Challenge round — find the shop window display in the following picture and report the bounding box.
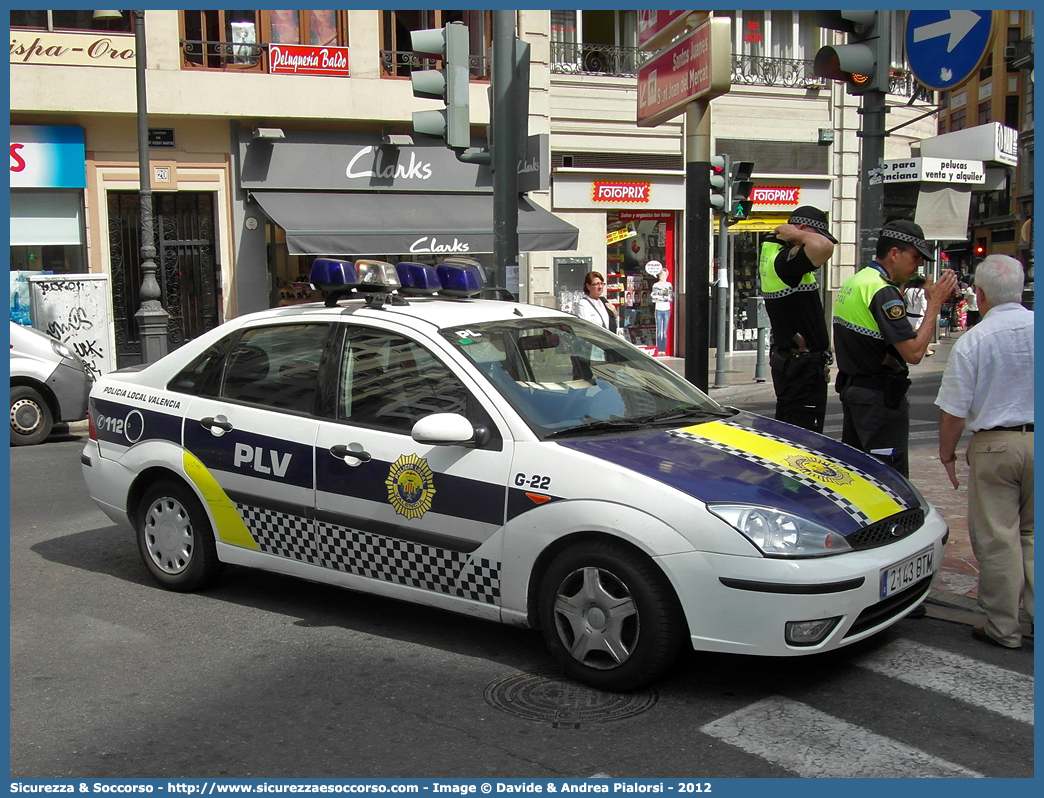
[608,211,674,355]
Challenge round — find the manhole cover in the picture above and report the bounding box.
[484,672,658,726]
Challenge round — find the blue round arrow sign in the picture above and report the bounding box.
[906,11,996,91]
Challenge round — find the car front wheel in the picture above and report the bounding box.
[10,385,53,446]
[136,480,222,591]
[538,540,685,691]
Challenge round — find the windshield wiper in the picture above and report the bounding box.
[633,405,734,424]
[544,418,644,439]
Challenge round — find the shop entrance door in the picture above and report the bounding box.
[107,191,221,367]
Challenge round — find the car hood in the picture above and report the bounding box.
[554,411,921,536]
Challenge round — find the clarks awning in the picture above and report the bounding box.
[250,191,579,256]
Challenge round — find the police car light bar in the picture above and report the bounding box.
[309,257,487,306]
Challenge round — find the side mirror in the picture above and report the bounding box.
[411,413,484,447]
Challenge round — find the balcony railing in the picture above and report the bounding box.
[889,70,935,103]
[181,39,266,70]
[550,42,647,77]
[380,50,490,79]
[731,54,822,89]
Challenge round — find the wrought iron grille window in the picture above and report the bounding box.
[180,10,348,72]
[731,54,821,90]
[380,9,490,79]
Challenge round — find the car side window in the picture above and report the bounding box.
[339,328,469,434]
[206,323,330,414]
[168,335,234,395]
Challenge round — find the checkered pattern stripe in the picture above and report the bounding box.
[740,423,907,507]
[458,558,501,603]
[833,316,883,339]
[881,228,929,250]
[762,282,819,300]
[237,503,320,564]
[788,216,828,233]
[314,520,502,605]
[669,428,871,526]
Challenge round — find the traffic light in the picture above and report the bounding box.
[411,22,471,149]
[729,161,755,221]
[813,11,890,95]
[709,154,731,214]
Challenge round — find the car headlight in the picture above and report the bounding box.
[50,338,76,361]
[708,504,852,558]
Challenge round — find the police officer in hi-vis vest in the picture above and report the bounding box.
[833,219,957,476]
[759,206,837,433]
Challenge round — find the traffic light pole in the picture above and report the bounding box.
[492,10,520,296]
[684,101,711,391]
[858,88,887,269]
[712,211,729,387]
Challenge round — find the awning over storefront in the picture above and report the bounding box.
[250,191,579,256]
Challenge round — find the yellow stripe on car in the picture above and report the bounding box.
[183,451,260,549]
[681,422,903,522]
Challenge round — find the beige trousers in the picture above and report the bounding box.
[967,429,1034,647]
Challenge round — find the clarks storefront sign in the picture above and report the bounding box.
[10,30,135,67]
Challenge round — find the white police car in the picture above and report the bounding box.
[82,258,946,690]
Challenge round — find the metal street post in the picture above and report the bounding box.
[858,88,887,268]
[684,103,712,391]
[132,10,168,363]
[712,211,729,387]
[491,10,520,296]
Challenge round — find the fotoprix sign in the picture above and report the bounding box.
[10,125,86,188]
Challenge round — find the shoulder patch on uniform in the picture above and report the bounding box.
[786,245,802,261]
[883,299,906,320]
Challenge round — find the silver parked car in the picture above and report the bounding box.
[9,321,92,445]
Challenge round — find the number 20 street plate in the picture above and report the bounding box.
[880,546,934,600]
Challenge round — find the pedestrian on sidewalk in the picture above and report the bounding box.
[904,275,935,356]
[572,271,618,332]
[758,205,836,433]
[935,254,1033,650]
[832,219,957,476]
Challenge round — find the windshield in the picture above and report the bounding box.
[442,318,732,438]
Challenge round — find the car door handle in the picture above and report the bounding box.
[199,416,233,433]
[330,444,371,463]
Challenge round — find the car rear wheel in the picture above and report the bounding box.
[10,385,53,446]
[538,540,685,691]
[136,480,222,592]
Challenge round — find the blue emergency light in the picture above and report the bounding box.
[395,262,441,296]
[309,258,357,292]
[437,260,485,297]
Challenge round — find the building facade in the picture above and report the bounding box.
[11,9,942,368]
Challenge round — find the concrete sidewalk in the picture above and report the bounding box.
[668,333,995,629]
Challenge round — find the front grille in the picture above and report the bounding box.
[848,508,925,550]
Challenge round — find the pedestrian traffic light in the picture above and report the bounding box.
[411,22,471,149]
[813,11,891,95]
[709,154,730,214]
[730,161,755,221]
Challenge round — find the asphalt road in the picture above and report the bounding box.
[8,433,1033,780]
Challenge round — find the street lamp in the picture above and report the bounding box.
[131,9,168,364]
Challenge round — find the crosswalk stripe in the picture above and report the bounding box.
[700,695,984,778]
[854,638,1034,725]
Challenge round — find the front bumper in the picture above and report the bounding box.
[658,505,948,656]
[47,359,91,422]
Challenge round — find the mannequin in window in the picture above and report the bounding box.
[650,265,673,355]
[572,271,618,332]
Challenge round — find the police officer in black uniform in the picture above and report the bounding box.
[758,206,836,433]
[832,220,957,476]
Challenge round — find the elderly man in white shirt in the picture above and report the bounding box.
[935,254,1034,650]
